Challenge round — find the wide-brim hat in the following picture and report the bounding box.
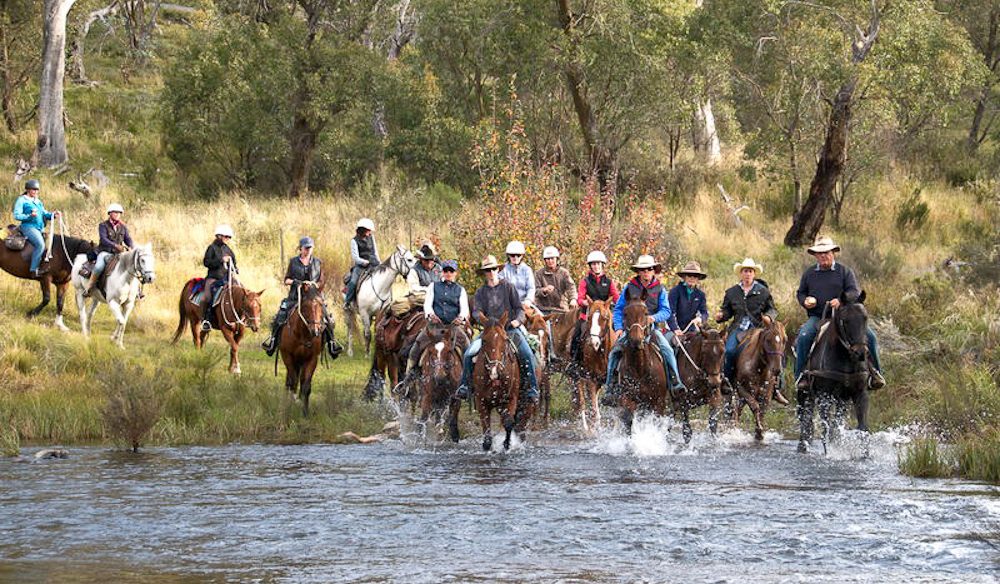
[733,257,764,275]
[478,255,501,272]
[808,235,841,255]
[631,255,661,271]
[416,242,437,260]
[676,260,707,279]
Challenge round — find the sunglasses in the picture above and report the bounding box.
[637,267,654,272]
[443,268,457,273]
[508,254,523,258]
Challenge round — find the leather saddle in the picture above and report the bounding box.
[4,224,26,251]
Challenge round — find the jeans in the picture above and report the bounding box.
[795,316,882,376]
[459,328,538,396]
[344,266,364,304]
[605,328,682,389]
[94,251,113,276]
[22,226,45,272]
[724,329,741,381]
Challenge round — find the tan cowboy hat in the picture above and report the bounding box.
[478,255,501,272]
[631,255,661,271]
[676,260,707,279]
[807,235,841,255]
[733,257,764,275]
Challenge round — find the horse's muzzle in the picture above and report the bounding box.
[141,272,155,284]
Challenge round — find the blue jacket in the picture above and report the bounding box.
[667,282,709,332]
[613,277,671,331]
[500,262,536,305]
[12,195,52,231]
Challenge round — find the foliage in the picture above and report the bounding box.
[899,437,955,478]
[100,362,166,452]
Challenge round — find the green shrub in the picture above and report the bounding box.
[895,187,930,233]
[899,437,954,478]
[100,363,167,452]
[956,430,1000,484]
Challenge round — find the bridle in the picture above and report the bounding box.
[369,248,412,306]
[296,284,325,337]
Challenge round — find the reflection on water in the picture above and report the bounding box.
[2,420,999,583]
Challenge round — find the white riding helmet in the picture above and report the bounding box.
[542,246,560,259]
[106,203,124,214]
[214,224,234,238]
[356,217,376,231]
[586,250,608,264]
[505,240,526,255]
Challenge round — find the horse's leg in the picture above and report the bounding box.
[855,388,870,433]
[106,300,127,348]
[797,388,815,453]
[621,406,634,436]
[232,327,243,375]
[591,380,602,430]
[54,281,69,331]
[75,289,89,337]
[363,314,373,358]
[86,298,100,338]
[447,396,462,443]
[575,379,588,433]
[818,394,833,453]
[118,297,138,348]
[300,357,318,417]
[542,372,551,426]
[478,396,492,451]
[503,391,519,451]
[221,328,238,374]
[741,389,764,441]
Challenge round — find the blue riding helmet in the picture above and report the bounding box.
[299,236,314,248]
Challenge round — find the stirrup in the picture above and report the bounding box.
[772,389,790,406]
[795,373,810,390]
[200,320,212,332]
[868,369,886,390]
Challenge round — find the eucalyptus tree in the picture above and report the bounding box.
[0,0,39,133]
[940,0,1000,150]
[37,0,77,167]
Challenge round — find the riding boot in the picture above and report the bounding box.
[325,327,343,358]
[773,387,790,405]
[200,302,213,332]
[81,272,99,298]
[868,366,886,390]
[264,326,281,357]
[795,372,811,391]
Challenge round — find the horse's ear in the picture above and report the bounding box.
[143,242,152,251]
[544,313,557,322]
[257,289,266,296]
[640,287,648,301]
[857,290,866,304]
[478,313,489,327]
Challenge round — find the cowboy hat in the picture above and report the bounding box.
[733,257,764,275]
[807,235,841,255]
[676,260,707,279]
[416,242,437,260]
[478,255,501,272]
[631,255,661,271]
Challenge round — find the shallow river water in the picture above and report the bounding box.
[2,420,998,583]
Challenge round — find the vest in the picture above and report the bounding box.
[354,234,377,264]
[103,221,127,247]
[413,262,441,287]
[624,279,662,316]
[432,281,462,324]
[585,273,613,301]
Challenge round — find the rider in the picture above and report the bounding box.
[406,241,442,297]
[454,255,540,405]
[667,261,709,340]
[794,235,885,390]
[499,240,535,307]
[601,255,685,407]
[12,179,61,278]
[571,250,620,362]
[201,224,238,332]
[83,203,134,298]
[344,218,380,309]
[534,246,577,315]
[714,258,789,405]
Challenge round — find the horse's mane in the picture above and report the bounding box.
[53,235,95,259]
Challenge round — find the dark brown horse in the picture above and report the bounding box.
[575,299,614,433]
[366,307,425,405]
[172,278,264,374]
[732,319,787,440]
[278,283,325,416]
[672,328,726,443]
[472,313,522,451]
[417,322,464,442]
[618,291,668,434]
[0,233,94,329]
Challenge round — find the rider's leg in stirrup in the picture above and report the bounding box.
[794,317,820,390]
[655,329,685,391]
[455,337,481,400]
[511,328,539,403]
[866,327,885,389]
[263,300,288,355]
[83,252,108,297]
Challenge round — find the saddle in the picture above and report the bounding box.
[376,307,423,347]
[4,225,26,251]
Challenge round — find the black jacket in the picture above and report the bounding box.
[284,256,322,301]
[204,240,238,280]
[718,280,778,333]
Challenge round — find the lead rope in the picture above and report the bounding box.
[221,261,246,328]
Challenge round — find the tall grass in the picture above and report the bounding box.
[899,437,955,478]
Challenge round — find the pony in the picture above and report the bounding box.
[732,319,788,441]
[471,312,523,451]
[797,294,871,454]
[0,232,94,330]
[574,300,613,433]
[172,278,264,374]
[70,244,156,348]
[278,283,326,416]
[344,245,416,358]
[671,328,726,443]
[417,322,464,443]
[617,291,668,434]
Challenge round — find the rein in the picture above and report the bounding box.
[295,284,324,332]
[220,263,258,329]
[367,248,410,308]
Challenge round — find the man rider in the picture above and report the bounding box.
[83,203,134,298]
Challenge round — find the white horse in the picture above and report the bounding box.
[345,245,415,357]
[71,244,156,348]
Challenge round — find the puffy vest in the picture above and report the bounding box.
[354,234,377,264]
[624,279,662,316]
[432,281,462,324]
[584,273,613,302]
[413,262,441,287]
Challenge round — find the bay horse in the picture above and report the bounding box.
[0,232,94,330]
[618,291,668,435]
[345,245,416,358]
[575,299,613,433]
[172,277,264,374]
[671,328,726,443]
[278,283,326,416]
[797,294,871,454]
[365,306,425,405]
[71,244,156,348]
[472,312,522,451]
[417,322,464,443]
[732,319,788,441]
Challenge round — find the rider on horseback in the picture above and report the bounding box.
[715,258,789,405]
[499,240,535,307]
[667,261,709,340]
[344,218,380,309]
[12,179,61,278]
[407,242,442,294]
[455,255,540,405]
[793,236,885,391]
[534,246,577,315]
[601,255,685,406]
[571,251,620,363]
[82,203,133,298]
[201,224,238,332]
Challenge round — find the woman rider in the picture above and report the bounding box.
[667,261,709,341]
[499,240,535,307]
[344,217,380,309]
[12,179,61,277]
[570,250,620,363]
[82,203,134,297]
[201,224,238,331]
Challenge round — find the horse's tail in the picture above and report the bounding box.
[363,359,385,402]
[172,280,193,344]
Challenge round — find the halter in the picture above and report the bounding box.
[833,306,868,356]
[130,247,155,284]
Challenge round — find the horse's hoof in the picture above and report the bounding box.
[797,441,808,453]
[482,437,492,451]
[503,439,511,451]
[449,426,460,443]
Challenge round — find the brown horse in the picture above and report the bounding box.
[544,307,580,362]
[0,233,94,329]
[523,304,555,425]
[472,313,522,451]
[575,299,613,432]
[172,278,264,374]
[618,291,668,434]
[417,322,464,443]
[672,328,726,443]
[732,319,788,440]
[366,308,425,405]
[278,283,325,416]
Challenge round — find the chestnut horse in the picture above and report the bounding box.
[0,233,93,330]
[732,319,787,440]
[278,283,325,416]
[618,291,668,434]
[172,279,264,374]
[417,322,464,443]
[575,300,613,433]
[523,304,555,425]
[472,313,523,451]
[366,307,425,405]
[672,328,726,443]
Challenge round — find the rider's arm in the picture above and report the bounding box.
[350,239,367,267]
[651,289,672,324]
[666,286,681,332]
[697,290,709,323]
[717,291,733,323]
[472,287,487,325]
[39,201,52,221]
[459,288,470,321]
[576,278,588,307]
[609,279,621,304]
[562,270,577,305]
[508,283,525,326]
[612,292,627,331]
[523,267,535,305]
[12,196,30,221]
[762,291,779,323]
[796,269,810,307]
[203,244,221,270]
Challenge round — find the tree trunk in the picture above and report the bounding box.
[287,113,320,198]
[693,99,721,165]
[372,0,415,140]
[967,7,999,150]
[68,2,119,84]
[1,27,17,133]
[36,0,76,167]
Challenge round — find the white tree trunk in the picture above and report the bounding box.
[36,0,76,167]
[694,98,721,165]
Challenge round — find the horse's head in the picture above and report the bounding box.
[479,312,510,384]
[393,245,416,277]
[761,319,787,377]
[698,328,725,389]
[425,324,458,386]
[523,307,549,363]
[587,300,612,353]
[624,292,650,349]
[241,288,265,333]
[133,243,156,284]
[835,293,869,364]
[297,284,325,338]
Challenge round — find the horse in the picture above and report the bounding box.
[345,245,416,358]
[417,322,464,443]
[544,306,580,363]
[70,244,156,348]
[365,306,426,405]
[617,291,668,434]
[523,304,555,425]
[797,294,871,454]
[731,319,788,441]
[671,328,726,443]
[574,300,613,433]
[0,232,94,330]
[172,277,264,374]
[471,312,523,451]
[278,283,326,416]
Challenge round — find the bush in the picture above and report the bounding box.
[956,429,1000,484]
[899,437,954,478]
[895,187,930,233]
[100,363,168,452]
